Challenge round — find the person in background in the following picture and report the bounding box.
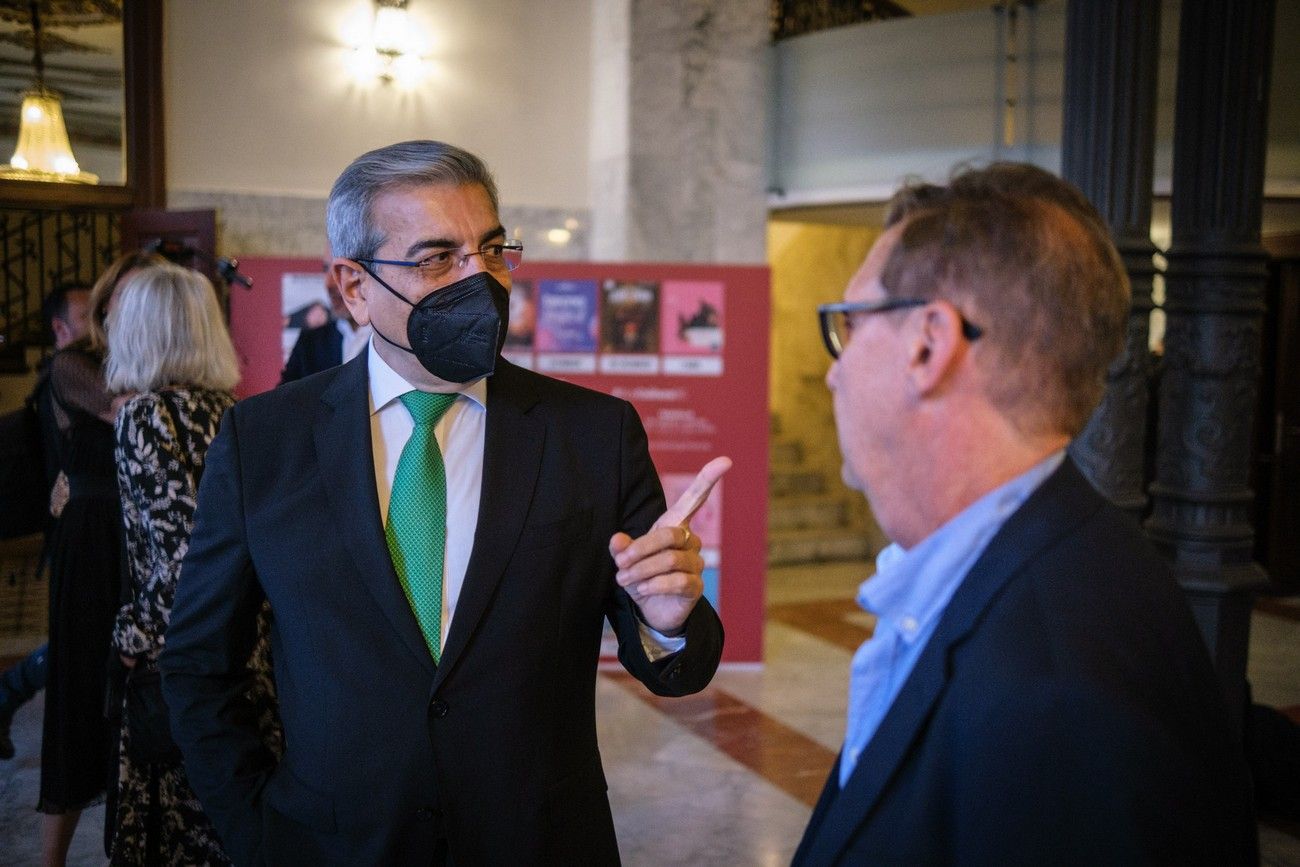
[0,283,91,763]
[279,249,372,383]
[0,645,44,761]
[105,262,280,865]
[793,163,1255,865]
[37,259,143,866]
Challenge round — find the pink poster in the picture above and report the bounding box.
[660,280,724,355]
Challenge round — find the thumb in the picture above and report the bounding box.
[608,531,634,558]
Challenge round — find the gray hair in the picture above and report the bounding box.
[326,140,500,260]
[105,262,241,394]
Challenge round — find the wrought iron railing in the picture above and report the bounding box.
[0,206,121,370]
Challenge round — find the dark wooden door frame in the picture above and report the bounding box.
[1257,232,1300,592]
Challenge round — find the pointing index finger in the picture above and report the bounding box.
[654,456,733,530]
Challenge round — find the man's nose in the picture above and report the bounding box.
[462,257,484,276]
[458,250,490,277]
[826,360,839,392]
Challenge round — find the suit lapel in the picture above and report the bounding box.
[314,353,436,677]
[433,362,544,692]
[807,460,1102,864]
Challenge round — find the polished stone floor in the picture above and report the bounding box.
[1,559,1297,866]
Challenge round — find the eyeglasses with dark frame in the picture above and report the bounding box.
[817,297,984,359]
[354,241,524,284]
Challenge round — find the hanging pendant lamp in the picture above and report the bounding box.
[0,1,98,184]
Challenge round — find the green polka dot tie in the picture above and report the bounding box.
[386,390,458,663]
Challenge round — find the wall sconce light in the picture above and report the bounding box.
[0,1,97,184]
[349,0,425,86]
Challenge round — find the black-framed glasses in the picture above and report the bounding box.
[355,241,524,284]
[817,298,983,359]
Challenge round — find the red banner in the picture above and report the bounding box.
[229,258,769,663]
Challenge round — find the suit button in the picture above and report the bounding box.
[429,699,449,718]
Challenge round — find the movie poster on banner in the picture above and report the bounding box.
[511,261,768,665]
[502,278,537,369]
[660,280,724,376]
[599,280,660,374]
[536,279,598,374]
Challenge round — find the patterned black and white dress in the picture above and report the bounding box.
[110,386,281,866]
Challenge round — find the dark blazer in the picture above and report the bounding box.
[280,322,343,384]
[793,459,1257,867]
[161,356,723,866]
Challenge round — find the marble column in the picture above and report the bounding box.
[1060,1,1161,517]
[590,0,769,263]
[1148,0,1275,730]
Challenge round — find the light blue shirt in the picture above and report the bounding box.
[839,450,1066,787]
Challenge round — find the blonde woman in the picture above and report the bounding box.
[105,262,279,865]
[87,250,165,355]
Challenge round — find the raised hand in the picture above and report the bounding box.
[609,457,732,635]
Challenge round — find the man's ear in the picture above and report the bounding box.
[905,301,969,396]
[332,259,371,326]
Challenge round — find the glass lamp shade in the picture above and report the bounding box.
[373,5,412,56]
[0,89,99,184]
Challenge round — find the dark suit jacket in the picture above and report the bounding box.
[280,322,343,384]
[793,459,1257,867]
[161,356,724,866]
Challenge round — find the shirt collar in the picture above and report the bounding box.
[366,337,488,416]
[859,450,1065,645]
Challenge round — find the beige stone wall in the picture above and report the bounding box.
[591,0,769,264]
[767,219,876,475]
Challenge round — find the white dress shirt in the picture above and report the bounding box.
[368,341,485,652]
[366,340,684,659]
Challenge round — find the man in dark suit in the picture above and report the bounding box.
[0,283,91,759]
[279,317,341,382]
[161,140,725,866]
[795,164,1256,865]
[280,260,371,383]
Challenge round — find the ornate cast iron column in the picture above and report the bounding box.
[1148,0,1275,729]
[1061,1,1161,516]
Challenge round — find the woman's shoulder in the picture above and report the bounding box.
[124,385,223,411]
[159,385,235,413]
[118,390,166,430]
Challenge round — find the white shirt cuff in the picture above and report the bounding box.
[637,620,687,662]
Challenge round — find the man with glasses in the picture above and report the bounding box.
[794,164,1255,865]
[162,140,725,866]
